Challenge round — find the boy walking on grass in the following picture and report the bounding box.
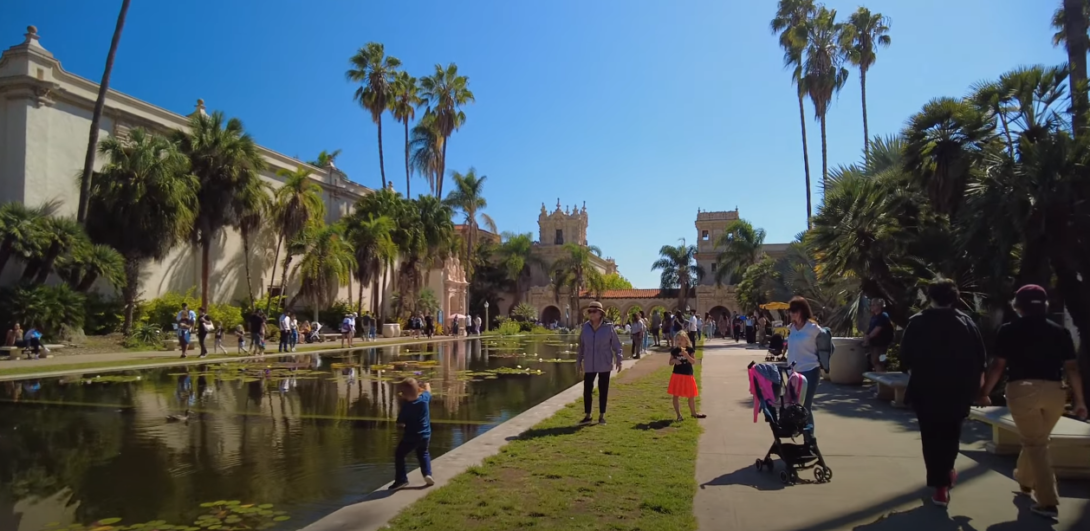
[390,378,435,490]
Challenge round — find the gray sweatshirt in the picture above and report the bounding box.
[577,321,623,373]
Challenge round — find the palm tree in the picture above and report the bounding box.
[309,149,343,184]
[841,7,891,159]
[410,112,444,195]
[291,224,356,320]
[351,187,405,319]
[0,201,57,278]
[174,110,265,309]
[345,213,396,315]
[803,6,849,185]
[415,194,456,286]
[22,216,85,285]
[713,219,767,286]
[76,0,132,224]
[265,166,325,314]
[1062,0,1090,132]
[444,168,496,277]
[56,242,126,293]
[390,71,421,196]
[233,178,272,308]
[86,128,198,332]
[497,232,545,308]
[346,42,402,189]
[551,242,603,326]
[651,239,704,311]
[902,97,994,215]
[419,63,474,198]
[771,0,817,225]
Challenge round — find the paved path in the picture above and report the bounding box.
[694,338,1090,530]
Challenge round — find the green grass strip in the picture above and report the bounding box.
[385,351,703,531]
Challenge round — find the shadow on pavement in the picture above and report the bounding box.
[632,419,677,430]
[960,449,1090,501]
[699,464,787,492]
[851,505,980,531]
[982,495,1074,531]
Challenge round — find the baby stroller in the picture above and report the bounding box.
[747,361,832,485]
[764,333,785,361]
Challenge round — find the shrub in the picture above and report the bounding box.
[303,299,354,327]
[511,302,537,322]
[530,325,554,335]
[497,320,521,336]
[137,289,243,331]
[84,293,125,335]
[0,283,85,341]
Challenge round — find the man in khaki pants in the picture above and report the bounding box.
[979,284,1088,520]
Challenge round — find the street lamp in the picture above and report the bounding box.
[565,304,571,328]
[483,301,489,333]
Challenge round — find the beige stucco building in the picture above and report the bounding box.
[0,26,469,319]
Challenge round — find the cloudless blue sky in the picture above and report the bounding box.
[2,0,1066,287]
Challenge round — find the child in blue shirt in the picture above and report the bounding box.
[390,378,434,490]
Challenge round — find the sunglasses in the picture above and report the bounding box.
[586,309,601,314]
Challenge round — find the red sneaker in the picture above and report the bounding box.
[931,487,950,507]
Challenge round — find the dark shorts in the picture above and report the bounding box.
[251,332,262,345]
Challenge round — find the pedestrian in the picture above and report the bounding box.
[278,310,292,353]
[733,315,743,343]
[248,310,265,355]
[577,301,623,425]
[703,312,713,341]
[197,308,212,358]
[640,310,650,352]
[863,299,894,372]
[390,377,435,490]
[290,312,299,352]
[745,313,756,344]
[177,317,192,359]
[176,303,196,330]
[663,311,675,348]
[630,313,645,359]
[650,309,662,347]
[341,313,356,348]
[669,332,706,421]
[785,297,823,426]
[687,310,699,347]
[213,322,227,355]
[756,313,768,346]
[4,322,21,347]
[369,313,378,341]
[23,325,45,359]
[977,284,1087,519]
[900,278,986,508]
[474,314,482,336]
[235,324,246,354]
[360,312,373,342]
[425,313,434,338]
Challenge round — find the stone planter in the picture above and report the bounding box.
[827,337,867,385]
[382,323,401,338]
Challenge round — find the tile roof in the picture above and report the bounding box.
[578,288,692,299]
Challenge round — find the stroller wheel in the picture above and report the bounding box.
[754,459,763,471]
[824,467,833,482]
[814,466,828,483]
[779,471,790,484]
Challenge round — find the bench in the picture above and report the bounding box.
[969,406,1090,479]
[862,371,909,408]
[0,344,62,360]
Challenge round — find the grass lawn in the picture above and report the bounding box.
[385,348,704,531]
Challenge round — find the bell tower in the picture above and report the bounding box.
[538,199,588,247]
[695,209,739,285]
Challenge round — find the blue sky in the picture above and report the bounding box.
[2,0,1066,288]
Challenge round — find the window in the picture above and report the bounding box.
[555,229,564,245]
[711,263,717,272]
[701,230,709,241]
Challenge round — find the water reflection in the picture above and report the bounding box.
[0,336,580,530]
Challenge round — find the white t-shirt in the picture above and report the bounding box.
[688,315,699,332]
[279,314,291,331]
[631,319,644,335]
[787,321,822,372]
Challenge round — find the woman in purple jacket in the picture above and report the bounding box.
[577,301,624,425]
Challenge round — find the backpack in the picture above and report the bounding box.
[815,326,834,372]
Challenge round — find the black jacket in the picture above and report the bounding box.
[900,307,986,418]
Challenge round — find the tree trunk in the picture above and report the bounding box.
[797,94,813,229]
[377,119,387,189]
[0,238,14,277]
[76,272,99,293]
[264,234,284,314]
[242,229,256,308]
[861,68,870,163]
[21,259,42,282]
[1065,0,1089,136]
[438,140,448,198]
[357,266,366,315]
[404,119,411,197]
[278,254,293,312]
[201,235,211,310]
[121,256,140,334]
[820,114,829,186]
[381,264,389,322]
[999,112,1015,158]
[32,248,60,285]
[77,0,131,224]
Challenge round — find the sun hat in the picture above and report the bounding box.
[1014,284,1048,307]
[586,301,604,312]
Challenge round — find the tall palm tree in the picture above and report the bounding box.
[841,7,891,159]
[77,0,132,224]
[174,110,265,309]
[346,42,402,189]
[291,223,356,320]
[409,112,444,195]
[713,219,767,286]
[651,239,704,311]
[352,187,406,320]
[497,232,546,308]
[233,178,272,308]
[390,71,421,196]
[264,166,325,314]
[902,97,994,216]
[86,128,198,332]
[444,168,496,278]
[803,6,850,185]
[771,0,817,226]
[419,63,474,198]
[551,242,603,326]
[415,194,456,286]
[1062,0,1090,133]
[345,213,396,315]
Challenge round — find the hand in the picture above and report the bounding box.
[615,361,623,372]
[577,362,583,374]
[975,394,992,407]
[1075,402,1088,420]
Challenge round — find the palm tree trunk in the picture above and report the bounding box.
[76,272,99,292]
[797,94,813,229]
[1065,0,1089,135]
[121,256,140,334]
[377,120,387,189]
[999,113,1015,157]
[201,236,211,310]
[381,264,389,322]
[242,229,256,308]
[0,238,14,277]
[32,249,60,285]
[264,234,284,314]
[77,0,131,224]
[438,140,448,198]
[404,119,411,197]
[860,68,870,162]
[357,268,366,315]
[278,255,293,312]
[820,114,829,186]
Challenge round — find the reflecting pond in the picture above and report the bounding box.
[0,335,584,530]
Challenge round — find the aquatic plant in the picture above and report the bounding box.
[40,500,290,530]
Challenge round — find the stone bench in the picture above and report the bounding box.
[862,371,909,408]
[0,344,62,360]
[969,406,1090,479]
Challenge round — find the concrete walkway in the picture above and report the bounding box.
[694,338,1090,530]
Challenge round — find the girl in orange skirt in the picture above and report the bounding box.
[668,332,706,421]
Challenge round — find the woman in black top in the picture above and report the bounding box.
[978,284,1087,519]
[667,332,706,421]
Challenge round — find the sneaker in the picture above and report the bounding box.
[598,415,607,425]
[424,475,435,486]
[949,469,957,489]
[579,416,593,424]
[931,487,950,507]
[1018,485,1033,496]
[1030,505,1058,519]
[388,481,409,491]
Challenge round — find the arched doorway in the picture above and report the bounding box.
[541,305,561,327]
[622,304,644,323]
[709,306,731,337]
